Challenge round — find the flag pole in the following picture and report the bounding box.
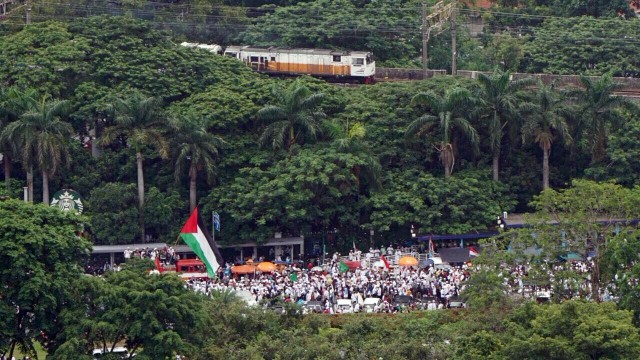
[212,210,215,245]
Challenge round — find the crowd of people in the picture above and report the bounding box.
[185,250,471,314]
[84,244,601,313]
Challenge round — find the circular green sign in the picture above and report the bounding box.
[50,189,84,214]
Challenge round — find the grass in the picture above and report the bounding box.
[11,342,48,360]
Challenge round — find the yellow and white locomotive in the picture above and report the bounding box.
[180,43,376,83]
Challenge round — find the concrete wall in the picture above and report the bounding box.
[376,67,640,92]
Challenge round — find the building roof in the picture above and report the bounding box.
[416,232,497,241]
[503,213,639,229]
[438,248,471,263]
[91,237,304,254]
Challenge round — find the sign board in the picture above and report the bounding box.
[50,189,84,214]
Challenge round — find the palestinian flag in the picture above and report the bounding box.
[180,207,224,277]
[338,261,349,273]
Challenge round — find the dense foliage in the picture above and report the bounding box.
[3,0,638,74]
[1,15,639,248]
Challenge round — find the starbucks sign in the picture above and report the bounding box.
[50,189,84,214]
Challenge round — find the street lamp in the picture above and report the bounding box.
[369,229,374,247]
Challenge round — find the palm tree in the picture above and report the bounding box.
[571,74,637,163]
[99,95,169,243]
[521,84,572,190]
[0,88,37,193]
[171,113,225,211]
[406,88,479,178]
[476,70,534,181]
[257,82,325,152]
[326,119,382,189]
[1,96,73,203]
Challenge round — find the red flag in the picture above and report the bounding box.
[154,257,163,273]
[469,246,479,257]
[380,255,390,270]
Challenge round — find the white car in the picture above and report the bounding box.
[336,299,354,313]
[363,298,380,313]
[92,347,134,359]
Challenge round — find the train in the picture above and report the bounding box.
[181,42,376,83]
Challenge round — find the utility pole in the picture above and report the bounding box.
[450,0,457,75]
[421,2,429,77]
[25,0,31,25]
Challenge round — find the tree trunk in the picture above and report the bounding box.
[91,119,103,158]
[492,153,499,182]
[3,151,10,192]
[542,147,550,190]
[136,152,145,243]
[592,252,601,303]
[8,340,16,360]
[27,164,33,202]
[189,163,197,211]
[592,126,606,163]
[42,170,49,204]
[288,126,295,151]
[441,144,453,178]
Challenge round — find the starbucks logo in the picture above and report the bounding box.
[50,189,84,214]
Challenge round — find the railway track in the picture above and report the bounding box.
[331,78,640,100]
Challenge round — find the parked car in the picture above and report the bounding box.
[304,300,324,314]
[363,298,380,313]
[448,297,465,309]
[392,295,414,309]
[336,299,354,313]
[92,347,133,359]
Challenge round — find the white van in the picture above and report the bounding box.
[336,299,354,313]
[363,298,380,313]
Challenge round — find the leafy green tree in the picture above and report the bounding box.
[87,182,140,245]
[523,18,640,76]
[1,96,73,203]
[206,147,372,242]
[171,113,225,211]
[552,0,635,17]
[368,169,516,235]
[325,120,382,188]
[0,199,90,359]
[52,267,210,360]
[406,88,479,178]
[0,88,37,195]
[143,187,186,244]
[500,301,640,360]
[486,32,525,72]
[257,82,325,152]
[521,84,572,189]
[571,74,638,163]
[99,94,169,243]
[0,22,89,97]
[527,180,639,301]
[476,70,533,181]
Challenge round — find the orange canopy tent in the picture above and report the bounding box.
[398,256,418,267]
[256,262,277,272]
[231,264,256,274]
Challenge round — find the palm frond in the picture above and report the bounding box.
[411,91,441,111]
[405,115,437,138]
[256,105,287,122]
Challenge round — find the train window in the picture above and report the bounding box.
[333,55,341,62]
[225,52,237,58]
[250,56,259,63]
[270,56,276,62]
[352,58,364,66]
